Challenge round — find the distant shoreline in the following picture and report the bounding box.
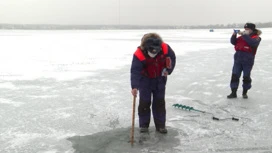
[1,22,272,30]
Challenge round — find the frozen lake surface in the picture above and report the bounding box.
[1,29,272,153]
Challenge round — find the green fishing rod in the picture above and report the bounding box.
[172,104,239,121]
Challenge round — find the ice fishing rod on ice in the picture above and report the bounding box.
[172,104,239,121]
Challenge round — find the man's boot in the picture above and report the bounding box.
[156,127,168,134]
[242,89,248,99]
[227,88,237,98]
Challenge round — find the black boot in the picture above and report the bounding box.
[242,89,248,99]
[227,88,237,99]
[140,127,149,133]
[156,127,168,134]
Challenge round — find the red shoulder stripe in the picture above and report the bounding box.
[161,43,168,55]
[134,48,145,61]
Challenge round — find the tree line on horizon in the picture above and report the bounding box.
[0,22,271,30]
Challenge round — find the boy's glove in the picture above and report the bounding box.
[161,68,169,76]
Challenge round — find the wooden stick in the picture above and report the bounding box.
[130,96,136,146]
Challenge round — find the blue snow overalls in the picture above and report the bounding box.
[130,42,176,130]
[230,31,261,90]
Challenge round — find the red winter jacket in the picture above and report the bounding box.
[234,34,259,54]
[134,43,169,78]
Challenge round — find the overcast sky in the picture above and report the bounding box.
[0,0,271,26]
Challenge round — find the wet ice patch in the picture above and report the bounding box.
[67,127,181,153]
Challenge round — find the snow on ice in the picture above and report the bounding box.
[1,29,272,153]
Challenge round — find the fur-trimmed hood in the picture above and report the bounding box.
[254,29,262,36]
[140,33,163,50]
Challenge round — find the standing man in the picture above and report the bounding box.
[227,23,262,99]
[130,33,176,133]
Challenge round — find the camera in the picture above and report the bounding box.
[234,29,240,34]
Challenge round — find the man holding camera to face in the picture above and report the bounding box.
[228,23,262,99]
